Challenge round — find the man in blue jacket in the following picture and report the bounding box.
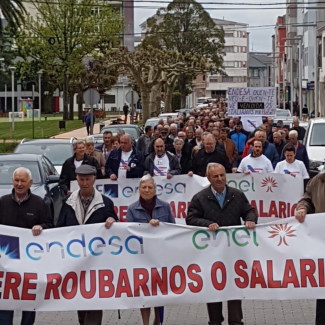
[105,134,145,179]
[248,130,279,168]
[83,109,94,136]
[230,121,248,166]
[57,164,118,325]
[280,130,309,171]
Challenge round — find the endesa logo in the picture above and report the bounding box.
[26,233,143,261]
[0,234,20,260]
[101,184,119,198]
[122,182,186,198]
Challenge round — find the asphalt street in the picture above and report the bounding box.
[13,300,315,325]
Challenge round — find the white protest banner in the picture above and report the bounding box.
[71,174,303,224]
[228,87,276,116]
[241,116,263,132]
[1,215,325,311]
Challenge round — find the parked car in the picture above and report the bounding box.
[99,125,143,143]
[158,113,178,123]
[303,118,325,177]
[196,97,212,105]
[0,154,63,224]
[14,138,75,174]
[176,108,192,117]
[145,117,160,129]
[276,109,292,118]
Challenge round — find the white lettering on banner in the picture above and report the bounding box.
[228,87,276,116]
[71,174,303,224]
[1,215,325,311]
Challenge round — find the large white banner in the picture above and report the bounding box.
[1,215,325,311]
[72,174,303,224]
[228,87,276,116]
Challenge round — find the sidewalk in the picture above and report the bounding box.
[13,300,315,325]
[51,115,125,139]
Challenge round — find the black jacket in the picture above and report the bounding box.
[0,190,54,230]
[59,154,102,194]
[105,147,145,178]
[149,137,174,154]
[190,147,232,176]
[170,144,192,174]
[274,140,286,157]
[144,152,181,176]
[56,192,118,227]
[186,186,258,227]
[291,126,306,141]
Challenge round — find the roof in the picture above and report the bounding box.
[249,52,273,68]
[0,153,42,161]
[212,18,248,27]
[20,138,75,144]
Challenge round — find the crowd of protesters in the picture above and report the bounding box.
[0,98,320,325]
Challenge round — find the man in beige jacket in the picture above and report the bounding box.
[85,136,106,175]
[296,172,325,325]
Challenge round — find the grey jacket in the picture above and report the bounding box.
[126,198,175,223]
[136,134,153,156]
[186,185,257,227]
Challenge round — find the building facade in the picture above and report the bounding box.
[248,52,273,88]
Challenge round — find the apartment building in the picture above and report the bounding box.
[248,53,273,88]
[204,19,249,100]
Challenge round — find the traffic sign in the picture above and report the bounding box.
[125,90,139,104]
[83,89,100,106]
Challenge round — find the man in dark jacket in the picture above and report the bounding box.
[186,163,257,325]
[123,103,129,124]
[273,131,286,157]
[83,109,94,136]
[137,125,153,158]
[291,117,306,141]
[0,167,54,325]
[280,130,309,170]
[59,140,102,195]
[145,138,181,178]
[105,134,144,179]
[188,134,232,177]
[95,130,112,160]
[149,127,174,153]
[57,165,117,324]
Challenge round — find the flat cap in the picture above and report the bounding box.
[75,165,97,176]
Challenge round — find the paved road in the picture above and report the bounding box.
[13,300,315,325]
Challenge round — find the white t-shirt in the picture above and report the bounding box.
[74,159,83,169]
[153,154,170,176]
[118,150,132,178]
[238,154,273,173]
[274,160,310,179]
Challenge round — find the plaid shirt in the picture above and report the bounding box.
[12,190,31,205]
[79,190,95,218]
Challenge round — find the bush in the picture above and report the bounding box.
[0,140,18,153]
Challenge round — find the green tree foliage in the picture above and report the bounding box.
[16,0,123,119]
[0,0,26,37]
[143,0,225,107]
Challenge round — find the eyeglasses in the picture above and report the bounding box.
[161,132,167,135]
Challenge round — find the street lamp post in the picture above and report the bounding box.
[9,66,16,130]
[38,70,43,122]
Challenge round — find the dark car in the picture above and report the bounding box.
[99,125,143,143]
[14,138,75,174]
[0,154,63,224]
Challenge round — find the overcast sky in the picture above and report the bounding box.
[134,0,286,52]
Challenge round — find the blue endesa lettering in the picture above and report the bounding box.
[122,182,186,198]
[26,234,144,261]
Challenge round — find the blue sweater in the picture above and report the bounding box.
[231,132,247,154]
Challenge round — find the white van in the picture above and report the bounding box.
[196,97,212,105]
[303,118,325,176]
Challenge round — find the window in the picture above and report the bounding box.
[254,69,258,77]
[234,46,238,53]
[209,77,219,82]
[225,32,234,38]
[222,76,234,82]
[104,95,115,104]
[224,61,234,67]
[224,46,234,53]
[203,75,206,81]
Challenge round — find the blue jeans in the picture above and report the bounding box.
[0,310,35,325]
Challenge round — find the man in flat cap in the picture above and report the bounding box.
[57,165,118,325]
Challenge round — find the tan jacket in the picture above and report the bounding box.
[90,150,106,175]
[218,138,238,164]
[297,173,325,213]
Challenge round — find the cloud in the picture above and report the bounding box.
[134,0,286,51]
